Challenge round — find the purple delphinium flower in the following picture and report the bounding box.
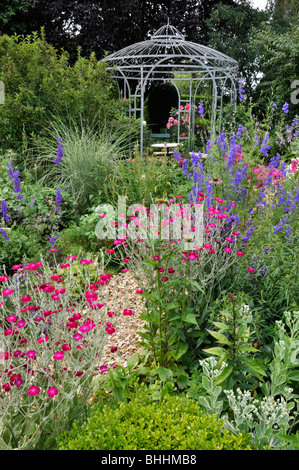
[182,159,188,176]
[53,137,64,166]
[238,79,245,103]
[0,228,9,243]
[216,133,228,157]
[282,103,289,114]
[206,140,212,155]
[49,234,60,247]
[7,163,23,199]
[236,125,246,139]
[206,180,213,207]
[173,149,181,163]
[260,133,271,158]
[226,134,237,169]
[268,153,281,169]
[55,189,62,212]
[272,103,277,109]
[254,134,260,148]
[1,200,10,223]
[242,225,255,245]
[198,101,204,118]
[191,151,199,167]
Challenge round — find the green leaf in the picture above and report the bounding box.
[127,352,139,371]
[175,369,189,389]
[164,302,181,311]
[215,365,233,385]
[288,370,299,382]
[278,434,299,449]
[183,313,198,325]
[241,357,267,377]
[155,366,173,383]
[171,341,189,360]
[202,347,226,357]
[206,329,232,346]
[238,344,259,353]
[187,280,204,293]
[202,376,212,392]
[212,321,231,332]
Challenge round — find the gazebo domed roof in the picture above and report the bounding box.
[104,24,238,76]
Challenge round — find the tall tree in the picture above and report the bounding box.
[0,0,32,35]
[25,0,236,61]
[206,0,268,94]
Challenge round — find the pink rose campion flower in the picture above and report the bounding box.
[27,386,40,396]
[123,309,133,316]
[6,315,18,322]
[26,350,37,359]
[38,336,49,344]
[2,289,14,297]
[53,351,64,361]
[47,387,59,398]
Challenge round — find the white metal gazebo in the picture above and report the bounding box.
[104,23,238,157]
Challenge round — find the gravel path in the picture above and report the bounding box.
[99,271,146,370]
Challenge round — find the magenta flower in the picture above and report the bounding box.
[26,350,37,360]
[53,351,64,361]
[21,295,31,303]
[47,387,59,398]
[73,333,83,341]
[105,326,115,335]
[38,336,49,344]
[2,289,14,297]
[27,386,40,396]
[14,378,24,388]
[6,315,18,322]
[204,243,212,249]
[123,309,133,316]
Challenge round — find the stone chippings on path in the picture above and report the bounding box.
[100,271,146,370]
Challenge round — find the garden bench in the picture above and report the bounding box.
[151,132,171,140]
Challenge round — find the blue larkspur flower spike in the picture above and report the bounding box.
[0,228,9,243]
[1,200,10,223]
[238,79,245,103]
[198,101,204,118]
[55,189,62,212]
[53,137,64,166]
[7,163,23,199]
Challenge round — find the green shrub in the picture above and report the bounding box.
[0,31,117,151]
[0,226,42,272]
[57,394,253,450]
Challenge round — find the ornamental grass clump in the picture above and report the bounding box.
[0,255,118,450]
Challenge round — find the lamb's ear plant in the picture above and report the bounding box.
[219,311,299,450]
[260,310,299,399]
[191,357,226,417]
[203,293,267,389]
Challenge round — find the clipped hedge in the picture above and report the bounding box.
[57,395,253,450]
